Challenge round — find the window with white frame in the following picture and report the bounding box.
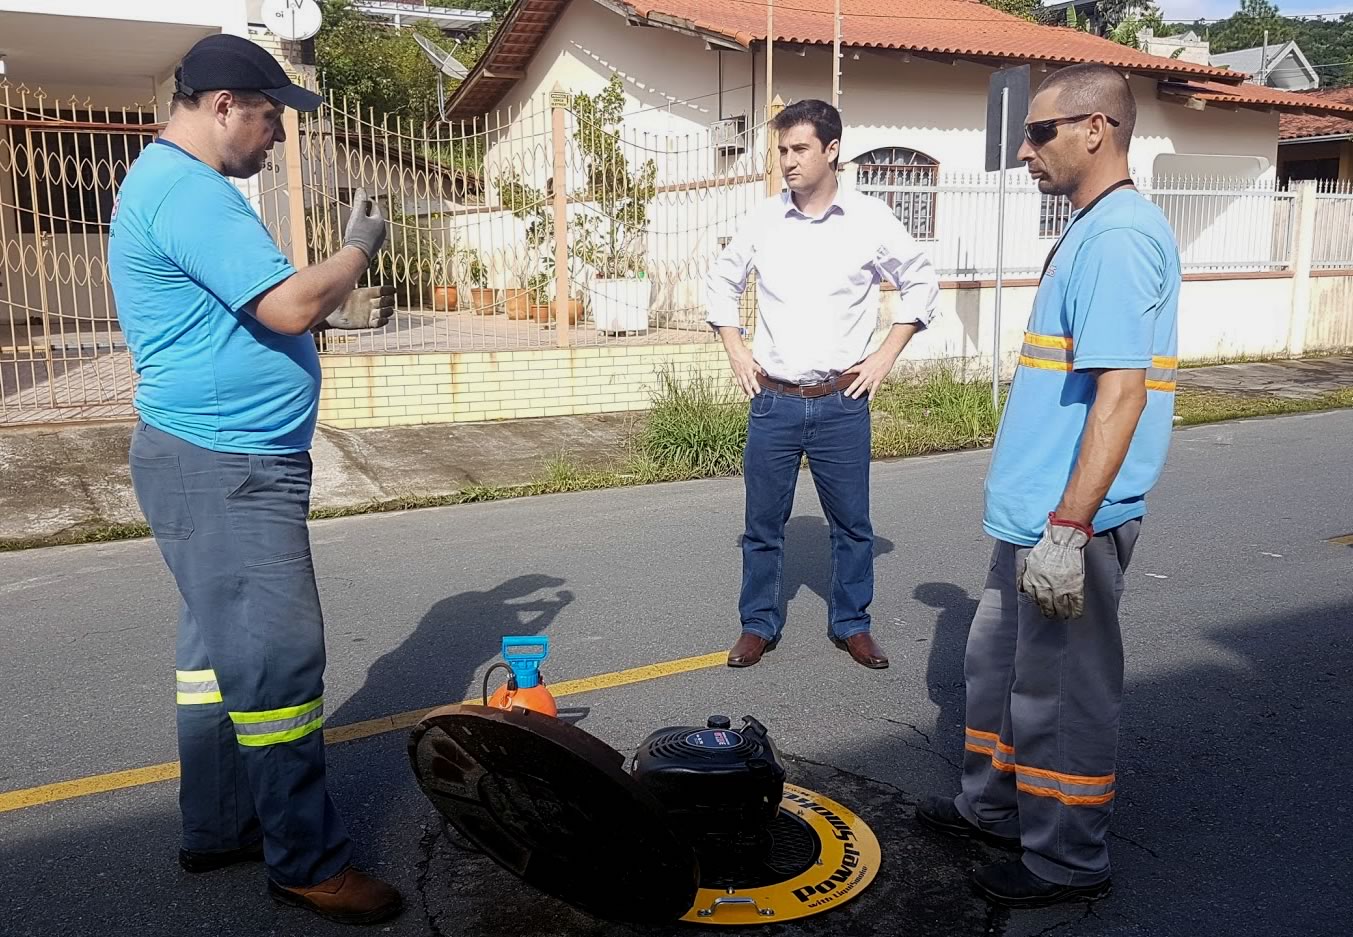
[1040,193,1074,238]
[854,147,938,240]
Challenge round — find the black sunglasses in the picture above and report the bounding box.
[1024,113,1121,147]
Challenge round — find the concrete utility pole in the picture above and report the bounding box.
[832,0,842,108]
[766,0,774,111]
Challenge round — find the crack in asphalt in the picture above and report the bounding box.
[73,624,141,642]
[785,752,921,807]
[416,822,450,937]
[880,716,932,745]
[1107,830,1161,859]
[1028,901,1100,937]
[874,716,963,770]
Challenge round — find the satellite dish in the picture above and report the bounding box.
[262,0,323,42]
[414,33,469,81]
[413,33,467,120]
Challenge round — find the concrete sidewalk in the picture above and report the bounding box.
[2,355,1350,545]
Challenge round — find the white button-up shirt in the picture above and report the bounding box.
[706,187,941,384]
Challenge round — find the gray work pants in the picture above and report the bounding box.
[955,520,1140,886]
[129,421,352,888]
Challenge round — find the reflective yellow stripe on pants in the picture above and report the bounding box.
[229,697,325,747]
[176,669,223,705]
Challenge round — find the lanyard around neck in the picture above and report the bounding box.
[1039,178,1134,281]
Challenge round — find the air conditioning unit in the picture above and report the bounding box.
[711,116,746,154]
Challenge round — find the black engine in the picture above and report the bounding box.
[632,715,812,888]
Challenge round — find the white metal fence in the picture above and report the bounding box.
[851,172,1300,278]
[1313,181,1353,270]
[5,68,1353,427]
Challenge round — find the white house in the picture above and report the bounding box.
[1138,28,1212,67]
[437,0,1353,338]
[450,0,1352,180]
[1211,40,1321,92]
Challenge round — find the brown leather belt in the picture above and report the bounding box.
[758,371,859,398]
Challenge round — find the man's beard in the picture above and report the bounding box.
[223,148,269,179]
[1036,174,1070,197]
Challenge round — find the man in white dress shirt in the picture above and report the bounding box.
[706,99,941,669]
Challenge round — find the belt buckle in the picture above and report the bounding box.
[799,377,834,398]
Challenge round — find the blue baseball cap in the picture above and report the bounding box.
[176,34,323,112]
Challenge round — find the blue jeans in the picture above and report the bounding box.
[129,421,351,888]
[739,387,874,642]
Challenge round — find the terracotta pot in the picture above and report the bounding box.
[531,299,582,326]
[431,285,458,312]
[470,287,497,315]
[503,288,532,320]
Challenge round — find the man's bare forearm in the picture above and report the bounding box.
[874,322,919,365]
[1055,370,1147,527]
[253,247,370,336]
[716,324,744,350]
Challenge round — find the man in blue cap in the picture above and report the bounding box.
[109,34,400,925]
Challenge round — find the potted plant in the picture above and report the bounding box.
[526,267,583,327]
[523,251,585,327]
[496,170,554,323]
[502,245,536,321]
[570,75,658,334]
[526,271,554,325]
[448,245,492,314]
[428,243,460,312]
[571,216,648,332]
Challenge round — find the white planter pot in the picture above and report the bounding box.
[592,277,651,334]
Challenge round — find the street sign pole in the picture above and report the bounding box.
[984,64,1029,413]
[993,85,1008,411]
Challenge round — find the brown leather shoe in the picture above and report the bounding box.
[727,632,777,667]
[834,632,889,669]
[269,867,404,925]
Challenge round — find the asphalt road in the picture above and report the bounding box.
[1,409,1350,937]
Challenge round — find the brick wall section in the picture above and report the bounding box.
[318,344,734,428]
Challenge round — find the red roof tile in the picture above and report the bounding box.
[627,0,1236,80]
[448,0,1348,119]
[1277,87,1353,140]
[1159,81,1353,122]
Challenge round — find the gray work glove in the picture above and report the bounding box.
[342,187,387,260]
[1018,516,1092,620]
[316,285,395,331]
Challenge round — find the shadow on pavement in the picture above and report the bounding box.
[914,580,980,761]
[330,573,575,726]
[2,598,1347,937]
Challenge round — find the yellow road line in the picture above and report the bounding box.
[0,651,727,815]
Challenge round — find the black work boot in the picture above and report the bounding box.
[972,858,1112,909]
[915,795,1020,851]
[179,840,265,874]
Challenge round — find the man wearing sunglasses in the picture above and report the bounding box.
[916,63,1181,909]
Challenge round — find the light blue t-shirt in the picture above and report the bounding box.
[109,140,320,454]
[983,187,1181,546]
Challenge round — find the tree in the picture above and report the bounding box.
[1207,0,1293,54]
[981,0,1041,21]
[1108,3,1166,50]
[1293,14,1353,88]
[567,75,658,279]
[315,0,511,119]
[1204,2,1352,89]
